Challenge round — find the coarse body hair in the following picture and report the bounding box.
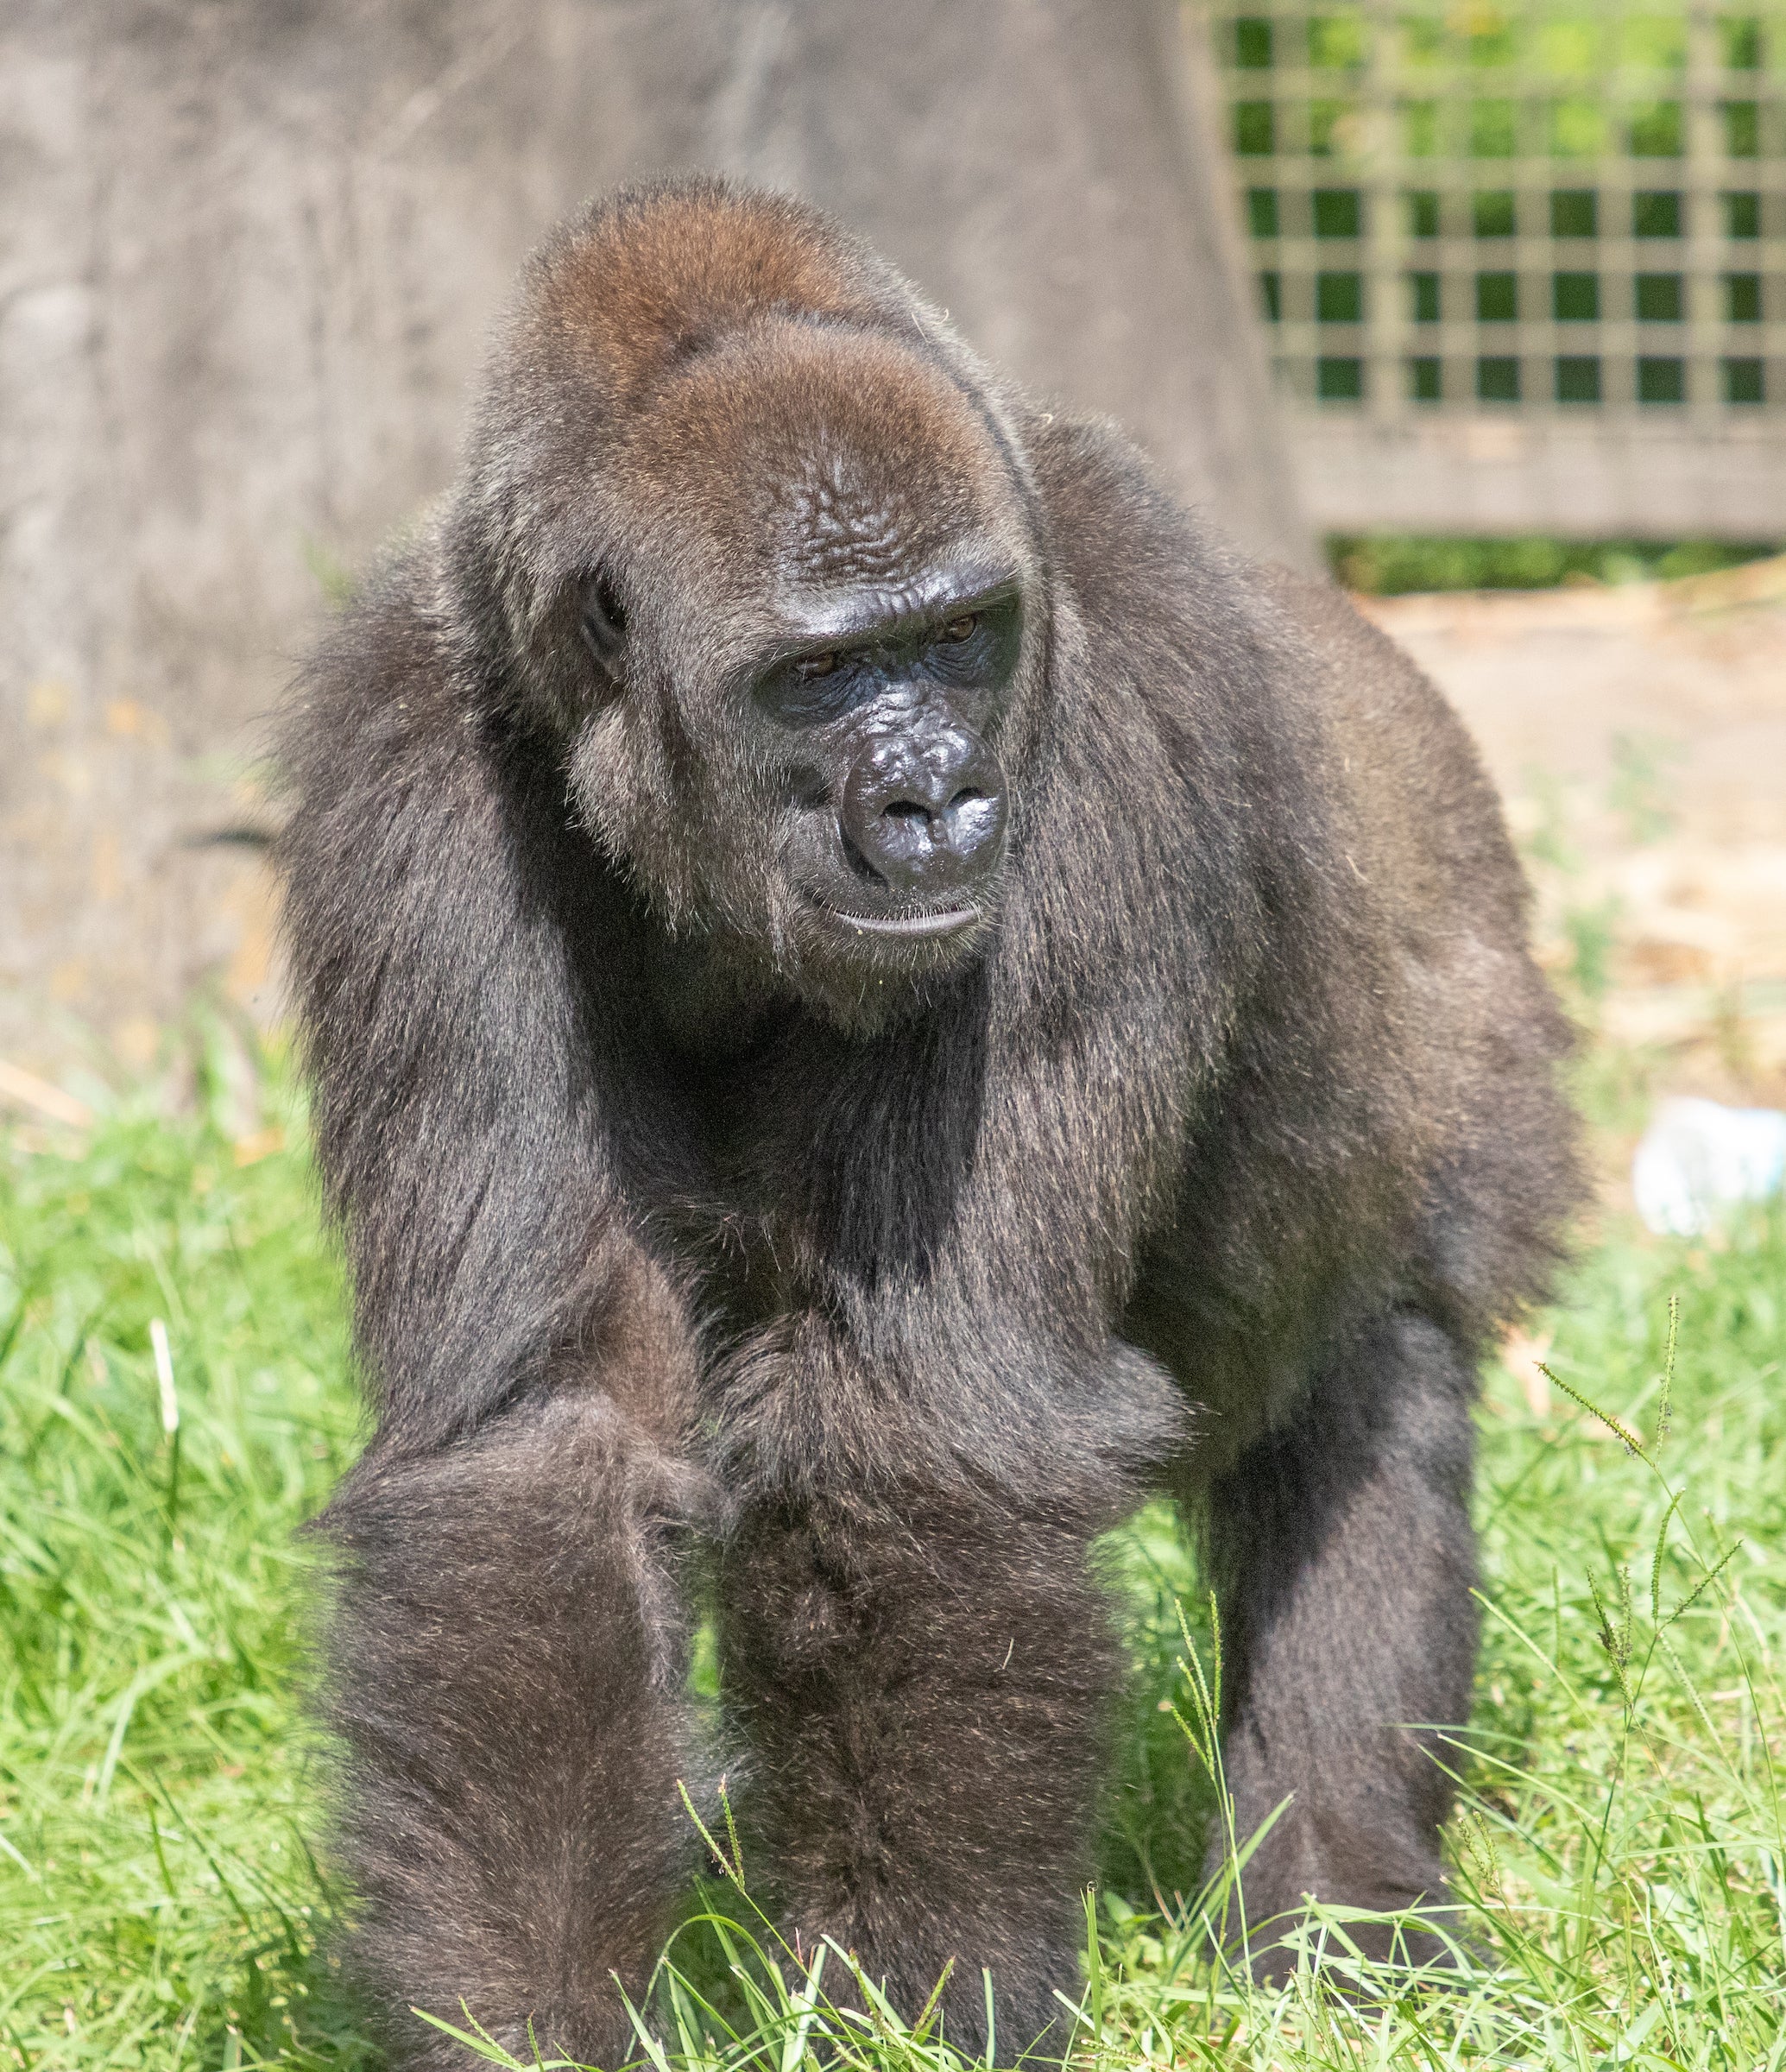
[279,177,1581,2067]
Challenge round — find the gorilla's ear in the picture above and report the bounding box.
[579,570,628,682]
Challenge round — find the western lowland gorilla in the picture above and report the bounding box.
[279,176,1580,2065]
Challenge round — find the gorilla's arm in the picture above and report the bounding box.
[281,567,688,1456]
[1120,563,1577,1968]
[281,572,712,2063]
[321,1394,709,2069]
[1200,1311,1480,1967]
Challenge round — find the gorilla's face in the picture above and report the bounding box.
[738,547,1019,944]
[542,323,1045,1021]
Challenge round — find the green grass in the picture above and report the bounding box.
[3,1056,1784,2070]
[1326,534,1782,597]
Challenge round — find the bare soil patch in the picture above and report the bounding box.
[1360,558,1786,1115]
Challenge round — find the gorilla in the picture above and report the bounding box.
[279,177,1579,2066]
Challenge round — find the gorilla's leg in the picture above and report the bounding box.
[1201,1309,1479,1971]
[320,1393,712,2070]
[717,1485,1120,2059]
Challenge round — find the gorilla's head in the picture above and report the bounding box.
[445,180,1051,1022]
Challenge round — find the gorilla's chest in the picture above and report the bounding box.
[651,1028,988,1311]
[632,979,1185,1357]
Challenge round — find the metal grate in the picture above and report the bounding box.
[1202,0,1786,534]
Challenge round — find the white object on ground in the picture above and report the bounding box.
[1631,1096,1786,1236]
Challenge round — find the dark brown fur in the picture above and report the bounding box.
[279,177,1580,2065]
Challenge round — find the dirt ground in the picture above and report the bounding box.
[1358,556,1786,1140]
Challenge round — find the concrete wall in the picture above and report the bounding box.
[0,0,1310,1071]
[1292,415,1786,540]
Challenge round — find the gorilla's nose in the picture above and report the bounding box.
[841,724,1007,898]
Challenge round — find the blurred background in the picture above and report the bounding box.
[2,0,1783,1147]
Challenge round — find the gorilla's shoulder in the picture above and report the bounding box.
[1016,410,1329,783]
[1019,410,1528,943]
[1019,410,1247,610]
[1018,410,1335,712]
[286,532,466,780]
[1254,565,1530,935]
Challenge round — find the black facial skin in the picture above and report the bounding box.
[754,578,1016,936]
[279,178,1584,2072]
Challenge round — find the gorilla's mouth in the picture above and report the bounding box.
[814,900,981,939]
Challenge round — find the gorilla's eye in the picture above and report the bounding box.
[796,651,840,680]
[580,572,628,669]
[939,614,979,644]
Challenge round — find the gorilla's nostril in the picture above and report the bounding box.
[883,800,931,824]
[948,787,986,812]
